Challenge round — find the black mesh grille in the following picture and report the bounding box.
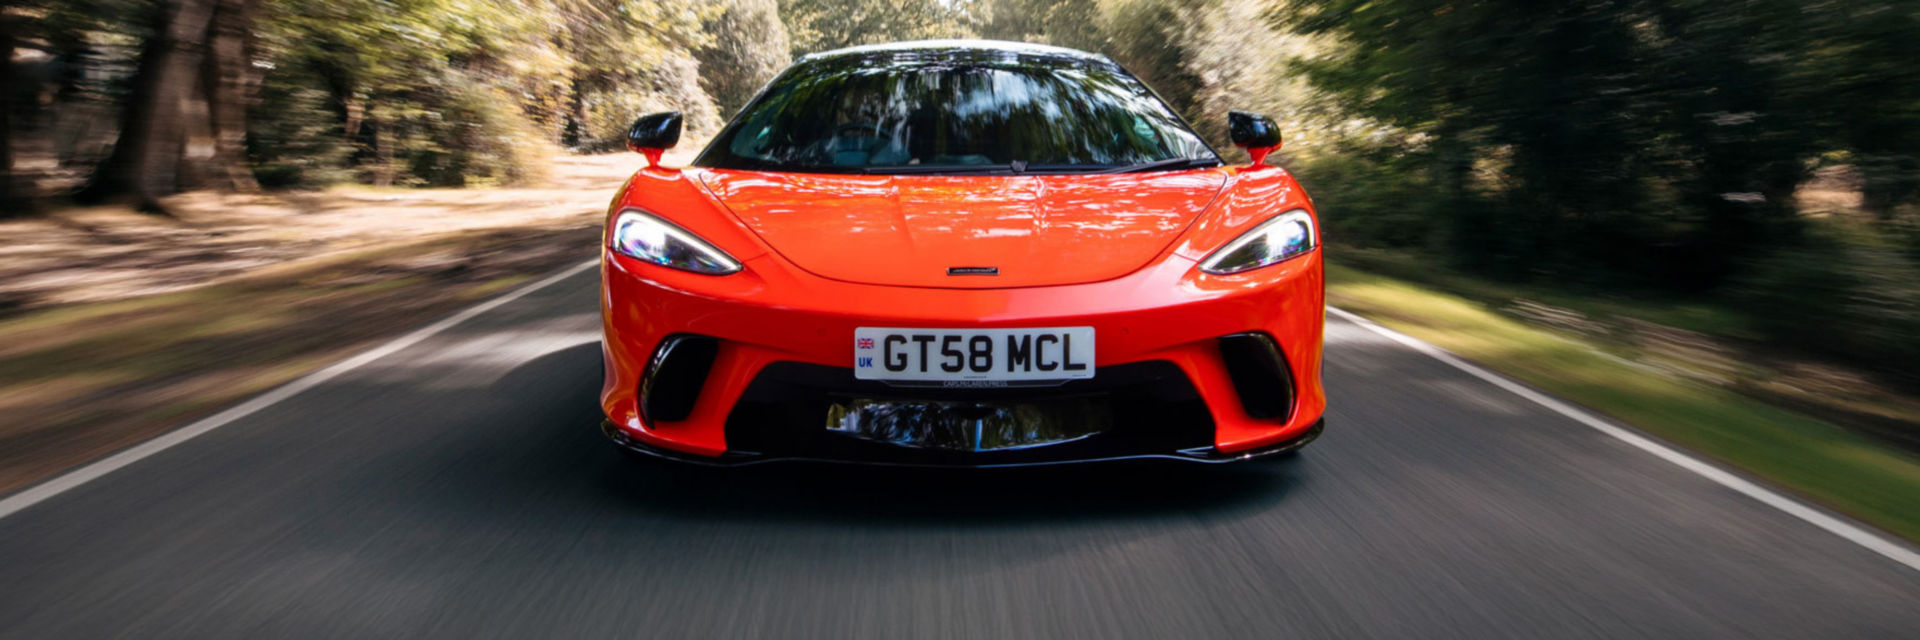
[724,361,1213,465]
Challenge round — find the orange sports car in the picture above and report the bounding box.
[599,40,1324,466]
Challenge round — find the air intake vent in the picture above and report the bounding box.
[1217,332,1296,420]
[641,334,719,424]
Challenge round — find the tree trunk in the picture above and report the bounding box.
[341,94,363,141]
[369,115,393,187]
[1860,155,1920,222]
[563,77,587,148]
[78,0,219,213]
[1,11,18,214]
[200,0,257,191]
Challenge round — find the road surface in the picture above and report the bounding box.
[2,262,1917,638]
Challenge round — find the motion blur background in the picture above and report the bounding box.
[1,1,1917,536]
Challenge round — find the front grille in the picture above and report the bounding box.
[724,361,1213,464]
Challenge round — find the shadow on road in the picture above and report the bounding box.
[602,455,1302,528]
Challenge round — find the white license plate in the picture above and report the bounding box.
[853,327,1095,385]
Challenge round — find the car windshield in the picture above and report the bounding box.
[694,50,1220,175]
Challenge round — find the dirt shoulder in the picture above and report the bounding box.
[0,154,640,313]
[0,152,662,494]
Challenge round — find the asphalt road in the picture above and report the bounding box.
[3,263,1917,639]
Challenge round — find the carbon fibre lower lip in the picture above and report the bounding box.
[601,419,1322,468]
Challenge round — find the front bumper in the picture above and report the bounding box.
[600,244,1326,465]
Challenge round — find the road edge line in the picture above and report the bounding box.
[1327,306,1920,573]
[0,258,601,521]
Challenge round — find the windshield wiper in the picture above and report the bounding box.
[863,161,1028,175]
[1093,157,1219,174]
[860,158,1217,175]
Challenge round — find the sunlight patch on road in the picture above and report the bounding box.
[358,314,600,389]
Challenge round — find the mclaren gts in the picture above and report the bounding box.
[599,40,1324,466]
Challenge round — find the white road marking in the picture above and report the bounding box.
[0,259,600,520]
[1327,306,1920,573]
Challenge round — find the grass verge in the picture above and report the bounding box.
[1328,262,1920,541]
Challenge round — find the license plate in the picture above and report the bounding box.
[853,327,1095,385]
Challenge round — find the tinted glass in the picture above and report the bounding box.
[694,50,1219,174]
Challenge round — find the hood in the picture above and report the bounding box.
[696,170,1226,288]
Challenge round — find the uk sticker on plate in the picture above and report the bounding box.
[853,327,1095,385]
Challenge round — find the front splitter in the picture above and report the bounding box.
[601,419,1323,468]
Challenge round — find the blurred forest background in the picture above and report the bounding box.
[2,0,1917,386]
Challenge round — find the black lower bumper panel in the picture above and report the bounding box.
[601,418,1323,468]
[605,359,1320,468]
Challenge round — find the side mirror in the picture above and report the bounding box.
[1228,111,1282,166]
[627,112,683,169]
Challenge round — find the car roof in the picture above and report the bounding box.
[800,39,1112,65]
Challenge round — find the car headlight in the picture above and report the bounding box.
[608,209,742,275]
[1198,209,1317,275]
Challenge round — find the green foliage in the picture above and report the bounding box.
[552,0,715,82]
[978,0,1336,161]
[1800,1,1920,219]
[978,0,1104,52]
[697,0,792,118]
[577,54,722,152]
[242,0,726,183]
[398,80,556,187]
[1732,223,1920,377]
[1099,0,1203,117]
[247,74,354,188]
[1136,0,1327,156]
[250,0,568,186]
[1264,0,1920,378]
[551,0,719,146]
[778,0,978,55]
[1293,141,1444,252]
[1273,0,1822,287]
[8,0,148,52]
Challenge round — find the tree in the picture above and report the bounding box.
[979,0,1103,51]
[550,0,718,147]
[259,0,576,184]
[697,0,791,118]
[198,0,257,191]
[1,8,18,212]
[1101,0,1204,118]
[79,0,219,213]
[778,0,978,56]
[1097,0,1321,153]
[1809,0,1920,220]
[67,0,255,210]
[1273,0,1821,286]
